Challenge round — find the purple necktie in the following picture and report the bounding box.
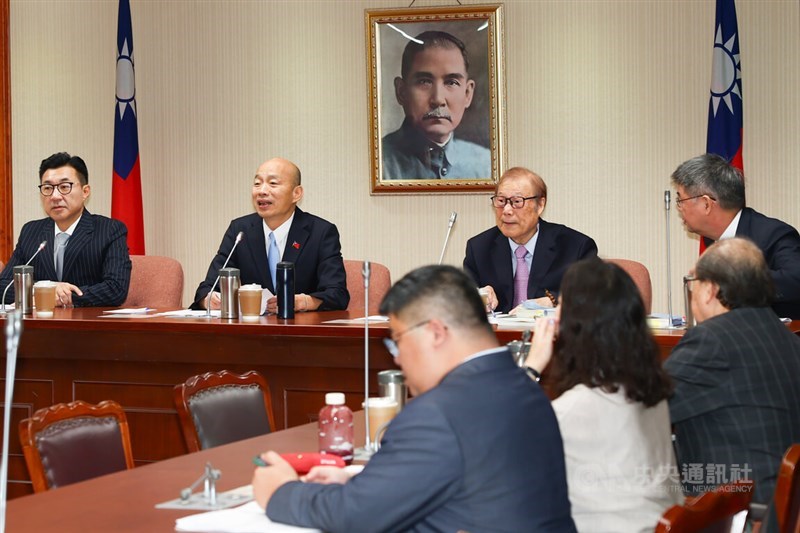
[513,245,529,308]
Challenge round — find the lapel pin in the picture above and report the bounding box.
[292,242,300,249]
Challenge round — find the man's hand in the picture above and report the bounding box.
[55,282,82,307]
[266,293,320,314]
[201,291,221,310]
[252,451,299,509]
[301,466,352,485]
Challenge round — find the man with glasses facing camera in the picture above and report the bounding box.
[463,167,597,313]
[672,153,800,319]
[0,152,131,307]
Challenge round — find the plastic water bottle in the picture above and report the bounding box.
[318,392,353,464]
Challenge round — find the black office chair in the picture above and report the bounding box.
[174,370,276,452]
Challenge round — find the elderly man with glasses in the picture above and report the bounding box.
[463,166,598,313]
[0,152,131,307]
[252,265,576,532]
[671,153,800,319]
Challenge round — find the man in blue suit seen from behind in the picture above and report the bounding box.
[252,265,576,532]
[464,166,598,313]
[192,157,348,313]
[0,152,131,307]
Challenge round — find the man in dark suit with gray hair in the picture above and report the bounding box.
[0,152,131,307]
[666,237,800,504]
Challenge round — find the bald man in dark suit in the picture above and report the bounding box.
[0,152,131,307]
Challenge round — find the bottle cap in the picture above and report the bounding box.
[325,392,345,405]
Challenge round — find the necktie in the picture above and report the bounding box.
[55,232,69,281]
[513,245,529,308]
[268,232,279,289]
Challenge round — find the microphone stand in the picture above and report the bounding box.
[438,212,457,265]
[664,191,674,326]
[205,232,243,317]
[0,311,23,533]
[355,261,373,460]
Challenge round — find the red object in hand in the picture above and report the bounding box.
[280,452,345,475]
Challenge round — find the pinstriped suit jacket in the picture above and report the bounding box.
[0,210,131,307]
[665,306,800,504]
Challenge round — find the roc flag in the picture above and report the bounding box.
[702,0,743,254]
[707,0,743,170]
[112,0,145,255]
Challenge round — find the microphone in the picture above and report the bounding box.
[438,211,458,265]
[1,240,47,314]
[205,231,244,316]
[356,261,373,459]
[0,310,23,533]
[664,191,674,325]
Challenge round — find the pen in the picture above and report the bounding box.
[544,289,557,307]
[253,455,267,467]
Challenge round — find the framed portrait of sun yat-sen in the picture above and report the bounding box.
[366,4,506,194]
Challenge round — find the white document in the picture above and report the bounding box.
[103,308,153,315]
[157,309,221,318]
[174,501,320,533]
[323,315,389,324]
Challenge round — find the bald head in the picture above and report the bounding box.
[696,238,774,310]
[257,157,301,187]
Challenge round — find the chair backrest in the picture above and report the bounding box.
[606,258,653,314]
[18,400,134,493]
[344,259,392,315]
[173,370,275,453]
[656,481,754,533]
[121,255,184,309]
[774,444,800,533]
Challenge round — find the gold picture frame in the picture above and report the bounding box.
[366,4,506,193]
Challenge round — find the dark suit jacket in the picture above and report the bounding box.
[267,349,576,533]
[665,306,800,504]
[192,209,349,310]
[463,219,598,312]
[703,207,800,319]
[0,210,131,307]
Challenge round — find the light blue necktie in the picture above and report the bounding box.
[268,232,279,289]
[55,232,70,281]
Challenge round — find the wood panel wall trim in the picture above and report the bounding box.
[0,0,12,262]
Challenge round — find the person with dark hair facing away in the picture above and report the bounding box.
[525,257,682,532]
[252,265,576,532]
[382,30,490,180]
[0,152,131,307]
[671,153,800,318]
[665,238,800,504]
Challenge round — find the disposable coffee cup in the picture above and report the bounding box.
[478,287,490,312]
[238,284,263,322]
[363,397,399,445]
[34,281,57,317]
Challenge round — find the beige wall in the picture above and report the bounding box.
[10,0,800,313]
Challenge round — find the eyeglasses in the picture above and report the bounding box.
[490,195,540,209]
[382,319,431,358]
[38,182,75,196]
[675,194,716,209]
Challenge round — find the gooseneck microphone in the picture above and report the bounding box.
[362,261,372,453]
[1,240,47,314]
[438,211,458,265]
[664,191,674,325]
[0,309,23,533]
[205,231,244,316]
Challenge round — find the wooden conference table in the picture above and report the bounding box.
[4,415,356,532]
[0,307,794,499]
